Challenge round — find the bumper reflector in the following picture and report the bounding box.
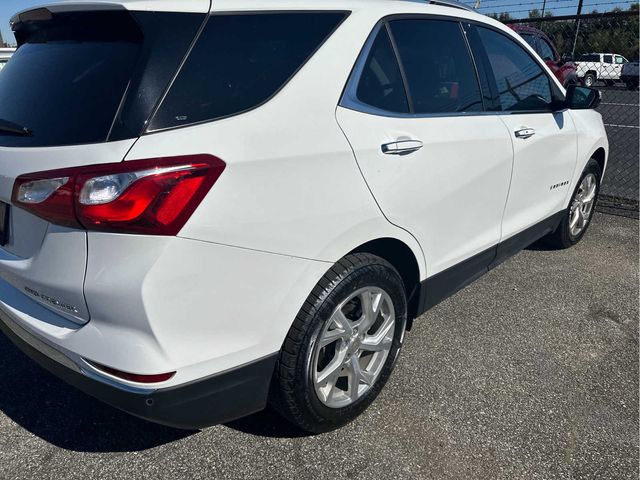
[87,360,175,384]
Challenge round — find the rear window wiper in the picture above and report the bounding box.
[0,118,33,136]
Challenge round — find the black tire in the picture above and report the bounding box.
[269,253,407,433]
[583,73,596,87]
[543,159,602,249]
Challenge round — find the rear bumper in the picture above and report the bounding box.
[0,308,277,429]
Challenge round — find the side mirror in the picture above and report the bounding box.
[565,84,601,110]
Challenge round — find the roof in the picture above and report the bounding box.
[12,0,485,18]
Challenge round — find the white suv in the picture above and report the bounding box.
[0,0,608,433]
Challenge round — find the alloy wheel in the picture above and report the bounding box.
[312,287,396,409]
[569,173,597,237]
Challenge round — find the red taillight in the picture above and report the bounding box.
[11,155,225,235]
[87,360,176,384]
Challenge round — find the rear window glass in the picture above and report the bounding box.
[149,12,347,131]
[0,11,140,148]
[0,10,203,148]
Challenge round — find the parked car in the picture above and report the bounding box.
[0,48,15,71]
[509,24,578,87]
[620,60,639,90]
[0,0,608,433]
[576,52,628,87]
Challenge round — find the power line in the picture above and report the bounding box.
[478,0,636,11]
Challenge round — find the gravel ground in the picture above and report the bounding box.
[0,213,637,480]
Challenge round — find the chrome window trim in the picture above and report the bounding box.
[339,14,565,119]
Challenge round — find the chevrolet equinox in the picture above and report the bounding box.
[0,0,608,433]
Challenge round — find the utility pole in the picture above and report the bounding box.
[0,29,4,48]
[572,0,584,57]
[541,0,547,17]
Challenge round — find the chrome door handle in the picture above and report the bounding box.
[381,139,423,155]
[515,128,536,139]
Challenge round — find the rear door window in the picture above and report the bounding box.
[149,12,348,131]
[355,26,410,114]
[388,19,483,114]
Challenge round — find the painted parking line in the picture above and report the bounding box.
[601,102,639,107]
[604,124,640,129]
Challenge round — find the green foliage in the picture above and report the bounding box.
[502,6,639,60]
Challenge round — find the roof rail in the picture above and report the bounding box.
[428,0,475,12]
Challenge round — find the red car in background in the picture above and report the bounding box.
[509,24,578,87]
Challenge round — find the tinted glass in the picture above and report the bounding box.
[0,11,202,147]
[150,13,346,130]
[476,27,552,112]
[537,38,555,61]
[580,54,600,62]
[520,34,538,52]
[356,27,409,113]
[603,54,613,64]
[463,23,495,110]
[0,11,141,147]
[390,20,483,114]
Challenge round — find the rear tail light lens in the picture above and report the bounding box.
[12,155,225,235]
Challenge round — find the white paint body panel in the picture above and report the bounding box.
[336,108,514,276]
[0,140,136,324]
[498,111,578,240]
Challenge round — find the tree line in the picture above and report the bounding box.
[489,4,639,60]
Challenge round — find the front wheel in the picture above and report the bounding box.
[270,253,407,433]
[543,159,601,249]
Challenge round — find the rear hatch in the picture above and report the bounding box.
[0,5,208,324]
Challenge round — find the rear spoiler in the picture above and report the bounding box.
[11,0,211,27]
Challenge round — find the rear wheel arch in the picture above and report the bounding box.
[349,238,422,327]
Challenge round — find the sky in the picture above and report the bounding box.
[0,0,636,45]
[0,0,42,45]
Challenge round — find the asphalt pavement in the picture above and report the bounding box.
[0,212,638,480]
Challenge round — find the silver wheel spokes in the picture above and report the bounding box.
[313,287,395,408]
[569,173,597,237]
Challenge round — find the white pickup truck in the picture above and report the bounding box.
[576,53,629,87]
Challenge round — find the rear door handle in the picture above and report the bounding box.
[514,128,536,139]
[381,140,423,155]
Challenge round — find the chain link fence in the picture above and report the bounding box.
[503,11,639,217]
